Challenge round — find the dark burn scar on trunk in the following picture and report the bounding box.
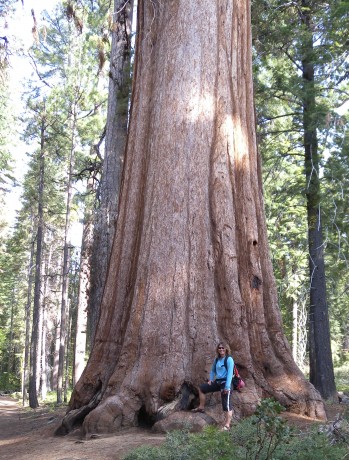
[252,276,262,289]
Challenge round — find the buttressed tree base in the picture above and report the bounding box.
[57,0,325,435]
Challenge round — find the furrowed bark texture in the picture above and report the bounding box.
[62,0,325,434]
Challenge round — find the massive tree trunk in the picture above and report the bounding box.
[301,0,336,400]
[59,0,325,434]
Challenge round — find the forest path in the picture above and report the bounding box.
[0,396,164,460]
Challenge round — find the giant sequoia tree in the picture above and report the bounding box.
[59,0,325,434]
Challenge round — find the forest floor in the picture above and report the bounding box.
[0,395,345,460]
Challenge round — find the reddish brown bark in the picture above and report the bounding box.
[58,0,325,435]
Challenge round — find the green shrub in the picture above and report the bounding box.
[124,427,236,460]
[0,371,21,392]
[276,428,348,460]
[123,398,349,460]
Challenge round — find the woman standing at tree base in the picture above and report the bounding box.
[193,342,234,431]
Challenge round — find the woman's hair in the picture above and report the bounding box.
[215,342,231,358]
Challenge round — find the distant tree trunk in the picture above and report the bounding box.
[64,302,72,403]
[74,180,95,385]
[40,303,47,400]
[7,287,15,384]
[292,300,298,361]
[36,259,44,395]
[51,246,63,391]
[88,0,134,344]
[57,118,75,404]
[40,240,53,400]
[301,0,336,400]
[343,323,349,354]
[298,298,308,370]
[59,0,325,435]
[22,228,35,405]
[52,306,60,391]
[29,120,46,409]
[57,230,72,404]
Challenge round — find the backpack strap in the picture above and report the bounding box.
[225,356,239,376]
[216,355,238,375]
[224,355,228,370]
[215,355,230,372]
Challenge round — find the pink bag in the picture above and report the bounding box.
[236,378,245,390]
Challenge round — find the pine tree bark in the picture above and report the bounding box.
[41,239,53,400]
[88,0,134,344]
[59,0,325,434]
[7,287,15,380]
[29,120,46,409]
[292,300,298,361]
[22,227,35,405]
[301,0,336,400]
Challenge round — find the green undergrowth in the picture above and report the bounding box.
[40,390,72,409]
[334,362,349,392]
[0,390,72,409]
[124,399,349,460]
[302,362,349,393]
[20,390,72,411]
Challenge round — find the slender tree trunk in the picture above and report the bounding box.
[36,262,44,395]
[301,0,336,400]
[298,298,308,370]
[343,323,349,354]
[22,229,35,405]
[40,302,47,401]
[7,287,15,386]
[40,240,53,401]
[52,302,59,390]
[74,180,95,385]
[292,300,298,361]
[29,120,46,409]
[64,300,72,403]
[88,0,134,345]
[57,118,75,404]
[58,0,325,435]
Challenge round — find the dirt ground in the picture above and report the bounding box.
[0,396,165,460]
[0,395,344,460]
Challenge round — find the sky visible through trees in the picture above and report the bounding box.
[4,0,58,228]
